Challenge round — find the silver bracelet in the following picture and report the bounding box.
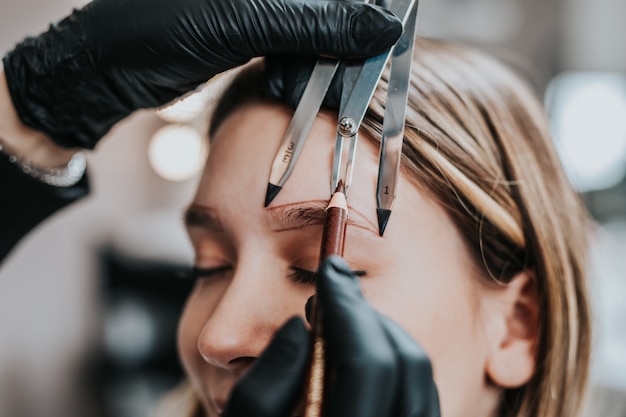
[0,140,86,187]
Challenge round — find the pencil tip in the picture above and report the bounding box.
[335,180,345,194]
[264,184,281,207]
[377,209,392,236]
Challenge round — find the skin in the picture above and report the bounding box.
[179,102,538,417]
[1,47,540,413]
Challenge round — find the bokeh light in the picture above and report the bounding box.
[548,72,626,192]
[148,125,207,182]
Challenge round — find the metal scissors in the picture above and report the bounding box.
[265,0,419,236]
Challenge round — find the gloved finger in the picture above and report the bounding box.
[263,55,346,110]
[246,0,402,59]
[264,55,314,110]
[377,315,441,417]
[223,317,311,417]
[305,295,315,324]
[317,256,397,417]
[262,0,401,112]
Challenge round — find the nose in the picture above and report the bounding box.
[197,260,301,371]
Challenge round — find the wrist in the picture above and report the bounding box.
[0,69,77,168]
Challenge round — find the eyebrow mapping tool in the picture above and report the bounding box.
[264,0,419,237]
[265,2,419,417]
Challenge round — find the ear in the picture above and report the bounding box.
[485,271,539,388]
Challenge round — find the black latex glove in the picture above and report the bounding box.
[264,0,393,110]
[264,54,344,110]
[223,256,441,417]
[2,0,402,149]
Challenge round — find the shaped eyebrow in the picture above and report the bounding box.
[265,200,378,235]
[184,201,378,236]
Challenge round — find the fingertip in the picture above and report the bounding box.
[350,4,402,54]
[317,256,361,304]
[279,316,309,340]
[269,1,402,59]
[318,256,357,287]
[323,255,354,276]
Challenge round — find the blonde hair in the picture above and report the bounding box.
[359,38,590,417]
[172,37,590,417]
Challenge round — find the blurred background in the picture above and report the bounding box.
[0,0,625,416]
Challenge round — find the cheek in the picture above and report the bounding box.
[356,240,490,417]
[347,227,481,357]
[364,182,487,365]
[177,289,204,378]
[177,283,222,381]
[359,260,480,356]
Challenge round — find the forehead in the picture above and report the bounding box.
[190,102,475,286]
[195,103,381,226]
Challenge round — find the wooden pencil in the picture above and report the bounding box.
[303,181,348,417]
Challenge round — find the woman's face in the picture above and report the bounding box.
[179,103,500,417]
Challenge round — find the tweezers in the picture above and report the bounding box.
[265,0,419,236]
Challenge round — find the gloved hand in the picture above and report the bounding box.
[2,0,401,149]
[264,0,395,111]
[264,54,344,110]
[223,256,441,417]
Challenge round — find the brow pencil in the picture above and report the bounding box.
[304,181,348,417]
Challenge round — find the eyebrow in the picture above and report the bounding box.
[265,200,378,235]
[184,200,378,236]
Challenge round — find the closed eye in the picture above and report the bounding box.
[288,267,367,285]
[288,267,317,285]
[179,265,366,284]
[180,265,232,280]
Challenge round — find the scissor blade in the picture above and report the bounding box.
[265,58,339,207]
[377,1,419,235]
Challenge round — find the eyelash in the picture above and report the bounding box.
[182,265,232,280]
[182,266,367,284]
[288,267,317,285]
[289,268,367,285]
